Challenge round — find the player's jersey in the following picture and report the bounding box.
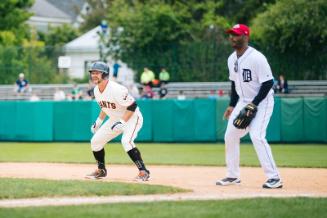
[227,46,274,103]
[94,80,140,119]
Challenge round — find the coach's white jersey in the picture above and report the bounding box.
[228,46,274,103]
[94,80,141,119]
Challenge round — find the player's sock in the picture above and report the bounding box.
[127,147,147,171]
[93,148,106,169]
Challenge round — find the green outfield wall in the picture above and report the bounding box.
[0,97,326,143]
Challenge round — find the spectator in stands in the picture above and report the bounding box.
[140,67,155,87]
[112,62,121,80]
[177,90,186,100]
[53,88,66,101]
[273,78,279,93]
[141,85,154,99]
[218,89,224,97]
[15,73,30,93]
[158,83,168,99]
[208,90,219,99]
[277,75,289,93]
[68,83,83,100]
[126,82,140,99]
[159,68,170,85]
[152,79,160,87]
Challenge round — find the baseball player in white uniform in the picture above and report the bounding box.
[216,24,282,188]
[85,61,150,181]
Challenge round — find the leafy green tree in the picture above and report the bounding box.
[0,0,34,46]
[0,46,25,84]
[0,0,34,84]
[79,0,111,32]
[216,0,276,24]
[38,24,80,65]
[103,0,232,81]
[40,24,80,47]
[251,0,327,79]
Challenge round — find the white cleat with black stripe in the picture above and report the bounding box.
[216,177,241,186]
[262,178,283,189]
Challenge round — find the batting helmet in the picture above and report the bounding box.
[89,61,110,78]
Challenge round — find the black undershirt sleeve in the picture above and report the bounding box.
[229,81,239,107]
[252,79,274,106]
[127,101,137,112]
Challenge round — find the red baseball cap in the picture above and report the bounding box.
[226,24,250,36]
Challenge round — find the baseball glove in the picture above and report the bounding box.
[233,103,257,129]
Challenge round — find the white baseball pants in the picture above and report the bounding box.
[224,95,280,180]
[91,113,143,152]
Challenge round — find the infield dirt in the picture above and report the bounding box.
[0,163,326,207]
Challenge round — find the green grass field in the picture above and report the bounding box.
[0,178,187,199]
[0,142,326,216]
[0,142,326,167]
[0,198,326,218]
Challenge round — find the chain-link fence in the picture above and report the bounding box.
[0,42,326,85]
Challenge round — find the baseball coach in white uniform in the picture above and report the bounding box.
[216,24,282,189]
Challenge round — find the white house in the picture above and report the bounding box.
[27,0,72,32]
[64,26,135,83]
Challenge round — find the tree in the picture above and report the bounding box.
[0,0,34,46]
[101,0,232,81]
[0,0,34,84]
[216,0,276,24]
[38,24,80,64]
[40,24,80,47]
[251,0,327,79]
[79,0,111,33]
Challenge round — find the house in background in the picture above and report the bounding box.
[27,0,135,83]
[64,26,135,84]
[27,0,72,32]
[46,0,88,28]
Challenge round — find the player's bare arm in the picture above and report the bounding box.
[98,110,107,120]
[223,106,234,120]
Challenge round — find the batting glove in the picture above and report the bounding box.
[91,118,104,134]
[111,119,126,132]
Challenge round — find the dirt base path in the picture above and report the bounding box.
[0,163,326,207]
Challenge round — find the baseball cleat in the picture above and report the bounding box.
[134,170,150,181]
[216,177,241,186]
[262,178,283,189]
[85,168,107,180]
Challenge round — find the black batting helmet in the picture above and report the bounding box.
[89,61,110,78]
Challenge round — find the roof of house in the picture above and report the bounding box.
[65,26,101,51]
[46,0,86,20]
[29,0,71,20]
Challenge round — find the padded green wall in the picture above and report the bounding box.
[280,98,304,142]
[267,96,281,142]
[303,97,327,142]
[0,97,326,142]
[152,99,217,142]
[216,97,229,141]
[0,101,53,141]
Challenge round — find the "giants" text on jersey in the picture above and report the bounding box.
[98,101,116,109]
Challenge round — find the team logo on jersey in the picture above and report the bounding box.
[242,69,252,82]
[98,101,116,109]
